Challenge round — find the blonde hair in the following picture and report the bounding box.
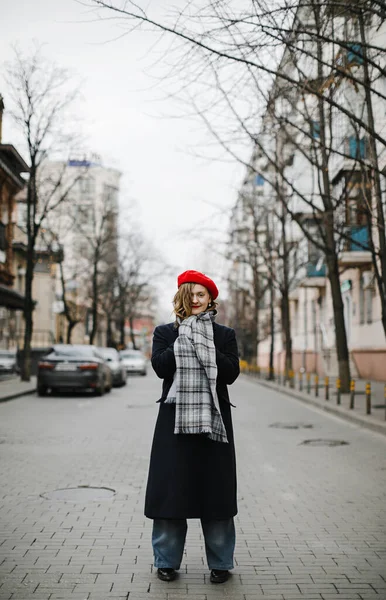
[173,282,218,320]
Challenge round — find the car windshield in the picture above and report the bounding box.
[0,350,16,357]
[99,348,119,360]
[52,345,95,358]
[121,351,144,359]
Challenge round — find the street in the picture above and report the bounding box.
[0,372,385,600]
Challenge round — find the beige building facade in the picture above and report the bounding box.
[228,7,386,382]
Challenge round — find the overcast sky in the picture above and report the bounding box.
[0,0,245,318]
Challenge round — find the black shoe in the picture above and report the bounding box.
[157,568,176,582]
[210,569,230,583]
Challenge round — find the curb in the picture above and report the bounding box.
[0,386,36,404]
[243,375,386,437]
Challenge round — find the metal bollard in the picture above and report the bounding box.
[365,381,371,415]
[336,378,341,405]
[350,379,355,410]
[315,374,319,397]
[299,371,303,392]
[325,376,329,401]
[289,369,294,388]
[307,372,311,394]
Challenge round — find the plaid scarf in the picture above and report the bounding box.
[165,311,228,443]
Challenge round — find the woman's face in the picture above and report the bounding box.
[191,284,211,315]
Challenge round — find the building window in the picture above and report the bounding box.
[311,120,320,139]
[79,177,95,197]
[346,136,368,160]
[17,203,28,229]
[359,275,365,325]
[347,43,364,66]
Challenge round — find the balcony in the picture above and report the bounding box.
[306,263,326,277]
[339,226,372,267]
[300,261,327,288]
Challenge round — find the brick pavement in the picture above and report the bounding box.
[0,373,385,600]
[0,376,36,403]
[249,376,386,438]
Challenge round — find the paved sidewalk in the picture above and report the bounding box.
[0,376,36,403]
[243,373,386,438]
[0,373,385,600]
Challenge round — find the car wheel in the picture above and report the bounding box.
[141,371,147,376]
[94,380,105,396]
[121,377,126,386]
[37,385,47,396]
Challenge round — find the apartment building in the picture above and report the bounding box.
[42,158,121,345]
[229,3,386,381]
[0,96,30,349]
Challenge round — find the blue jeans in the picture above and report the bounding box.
[152,518,235,570]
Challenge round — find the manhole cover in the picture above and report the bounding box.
[41,486,116,502]
[300,439,349,447]
[126,404,149,409]
[270,422,314,429]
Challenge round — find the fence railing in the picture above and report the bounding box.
[240,361,386,421]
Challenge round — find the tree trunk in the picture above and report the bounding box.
[281,291,292,376]
[280,204,292,375]
[265,212,275,380]
[21,256,34,381]
[268,278,275,380]
[66,321,77,344]
[313,5,351,391]
[129,315,137,350]
[89,258,98,345]
[119,292,126,347]
[59,261,78,345]
[251,268,260,365]
[119,317,125,347]
[21,171,36,381]
[326,251,351,391]
[106,315,113,347]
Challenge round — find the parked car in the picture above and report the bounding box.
[98,347,127,386]
[0,349,19,375]
[119,349,147,376]
[37,344,112,396]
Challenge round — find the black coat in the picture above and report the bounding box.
[144,321,240,520]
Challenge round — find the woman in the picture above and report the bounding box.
[145,270,240,584]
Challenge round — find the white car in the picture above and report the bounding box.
[0,349,19,375]
[119,349,147,376]
[98,347,127,387]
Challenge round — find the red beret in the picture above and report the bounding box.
[177,270,219,300]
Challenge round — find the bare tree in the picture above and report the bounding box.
[5,45,84,379]
[115,231,159,349]
[88,0,386,390]
[99,263,120,347]
[58,258,85,344]
[74,193,118,345]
